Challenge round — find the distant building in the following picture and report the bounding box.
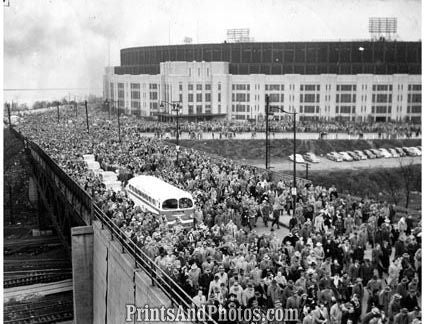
[104,41,421,123]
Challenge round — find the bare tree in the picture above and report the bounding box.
[382,168,402,205]
[398,157,420,209]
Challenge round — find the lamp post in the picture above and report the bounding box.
[267,95,298,215]
[105,99,111,120]
[85,100,89,133]
[159,100,182,164]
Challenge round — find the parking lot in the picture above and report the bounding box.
[248,155,422,172]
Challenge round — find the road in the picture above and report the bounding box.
[248,156,421,172]
[151,132,420,141]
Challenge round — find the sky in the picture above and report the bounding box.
[2,0,422,104]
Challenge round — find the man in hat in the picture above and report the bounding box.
[241,282,255,307]
[378,285,393,314]
[393,308,410,324]
[362,307,381,324]
[329,298,342,324]
[401,287,419,311]
[192,289,207,308]
[229,281,243,304]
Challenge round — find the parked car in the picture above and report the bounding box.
[303,152,320,163]
[409,147,421,156]
[346,151,361,161]
[388,148,400,158]
[326,152,343,162]
[364,149,377,159]
[354,150,368,160]
[370,149,384,158]
[402,147,418,156]
[394,147,406,157]
[289,154,306,163]
[338,151,354,161]
[378,148,393,158]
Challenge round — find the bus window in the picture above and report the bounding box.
[179,198,193,209]
[162,199,178,210]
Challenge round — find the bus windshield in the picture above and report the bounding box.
[162,199,178,210]
[179,198,193,209]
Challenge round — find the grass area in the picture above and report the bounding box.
[309,165,421,211]
[178,138,421,160]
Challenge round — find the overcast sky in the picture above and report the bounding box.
[3,0,422,103]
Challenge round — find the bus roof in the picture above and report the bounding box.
[127,175,193,201]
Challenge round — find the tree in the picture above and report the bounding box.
[398,158,420,209]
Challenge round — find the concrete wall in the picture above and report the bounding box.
[92,220,171,324]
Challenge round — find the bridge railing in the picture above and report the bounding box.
[12,128,216,324]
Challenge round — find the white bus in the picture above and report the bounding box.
[126,175,194,227]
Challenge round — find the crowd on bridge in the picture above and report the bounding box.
[16,108,421,324]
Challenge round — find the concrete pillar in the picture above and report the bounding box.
[72,226,94,323]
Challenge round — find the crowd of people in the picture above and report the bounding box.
[103,111,421,141]
[16,107,421,324]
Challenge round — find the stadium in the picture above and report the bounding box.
[104,41,421,122]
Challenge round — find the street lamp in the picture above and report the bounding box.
[159,100,182,164]
[266,94,298,216]
[159,101,182,145]
[104,99,111,120]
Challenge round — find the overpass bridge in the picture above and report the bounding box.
[9,128,205,323]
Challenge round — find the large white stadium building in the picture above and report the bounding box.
[103,41,421,123]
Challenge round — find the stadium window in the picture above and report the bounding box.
[205,83,211,91]
[218,83,221,91]
[196,93,202,102]
[218,93,221,102]
[197,84,202,91]
[188,84,193,91]
[205,93,211,102]
[188,94,193,102]
[179,83,183,91]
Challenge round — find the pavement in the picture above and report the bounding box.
[248,155,422,172]
[142,132,421,141]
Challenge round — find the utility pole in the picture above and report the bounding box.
[75,102,78,118]
[265,95,270,170]
[57,104,60,123]
[7,102,11,126]
[85,100,89,133]
[292,110,297,215]
[305,163,309,180]
[117,101,121,143]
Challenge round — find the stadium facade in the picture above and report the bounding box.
[103,41,421,123]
